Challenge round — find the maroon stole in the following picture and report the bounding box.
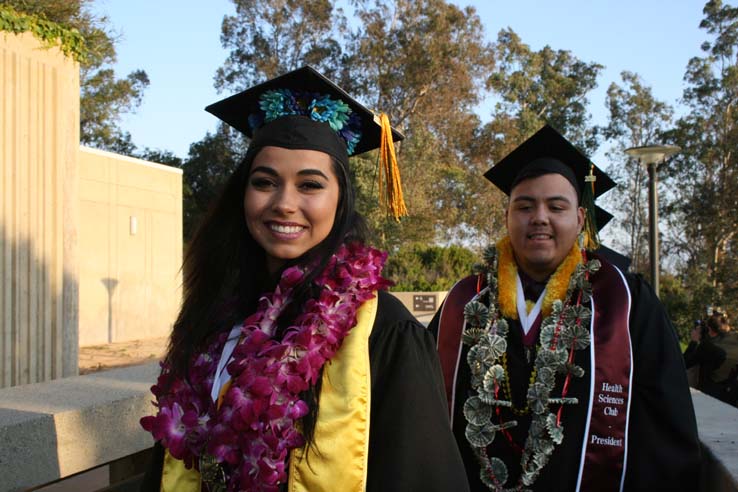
[575,256,633,492]
[436,258,632,490]
[437,275,479,425]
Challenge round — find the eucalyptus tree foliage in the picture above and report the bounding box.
[5,0,150,154]
[664,0,738,309]
[215,0,348,92]
[345,0,494,250]
[347,0,491,147]
[485,28,603,154]
[600,71,674,275]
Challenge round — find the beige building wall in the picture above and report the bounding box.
[78,148,182,346]
[0,31,80,387]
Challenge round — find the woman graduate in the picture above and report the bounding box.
[139,66,469,492]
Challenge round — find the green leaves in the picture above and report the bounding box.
[659,0,738,325]
[486,27,604,151]
[80,68,150,152]
[384,243,479,291]
[216,0,344,93]
[0,4,87,61]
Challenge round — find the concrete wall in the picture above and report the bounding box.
[78,148,183,346]
[0,31,80,387]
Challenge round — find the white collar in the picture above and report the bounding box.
[516,273,546,335]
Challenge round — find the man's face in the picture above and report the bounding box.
[506,173,585,282]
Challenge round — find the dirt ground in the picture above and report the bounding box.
[78,337,168,375]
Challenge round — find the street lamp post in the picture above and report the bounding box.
[624,144,681,297]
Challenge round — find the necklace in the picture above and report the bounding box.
[499,352,536,416]
[141,242,390,492]
[462,237,600,491]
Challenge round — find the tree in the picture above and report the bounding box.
[215,0,346,92]
[346,0,494,250]
[4,0,150,154]
[600,71,674,275]
[664,0,738,317]
[485,28,604,152]
[136,148,183,169]
[660,270,716,344]
[180,125,245,240]
[384,243,478,291]
[80,65,148,153]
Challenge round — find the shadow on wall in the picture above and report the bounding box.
[0,222,78,388]
[101,278,119,344]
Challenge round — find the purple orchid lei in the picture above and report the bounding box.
[141,242,391,491]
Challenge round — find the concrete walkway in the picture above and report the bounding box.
[79,337,167,374]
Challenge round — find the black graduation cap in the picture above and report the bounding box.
[594,206,613,230]
[205,65,404,156]
[593,205,632,272]
[485,124,617,250]
[483,124,616,198]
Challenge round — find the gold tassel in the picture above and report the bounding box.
[378,113,408,221]
[582,164,600,250]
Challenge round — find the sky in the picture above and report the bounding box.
[91,0,709,162]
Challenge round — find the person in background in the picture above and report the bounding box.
[431,125,701,491]
[139,66,469,492]
[709,312,738,406]
[684,315,727,400]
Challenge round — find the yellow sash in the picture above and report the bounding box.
[288,295,376,492]
[160,295,377,492]
[161,452,200,492]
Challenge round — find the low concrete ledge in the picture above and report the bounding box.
[0,365,735,491]
[0,363,159,492]
[691,389,738,490]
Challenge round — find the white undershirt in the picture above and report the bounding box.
[209,324,243,403]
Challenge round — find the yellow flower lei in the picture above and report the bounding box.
[496,236,582,319]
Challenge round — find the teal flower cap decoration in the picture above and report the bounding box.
[205,66,405,157]
[248,88,363,156]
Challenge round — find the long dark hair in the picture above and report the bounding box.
[165,144,367,450]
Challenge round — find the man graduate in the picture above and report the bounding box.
[430,125,700,492]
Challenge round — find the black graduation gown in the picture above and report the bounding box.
[429,272,701,492]
[140,290,470,492]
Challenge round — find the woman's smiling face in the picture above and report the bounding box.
[244,146,340,275]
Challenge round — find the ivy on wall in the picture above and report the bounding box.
[0,5,86,61]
